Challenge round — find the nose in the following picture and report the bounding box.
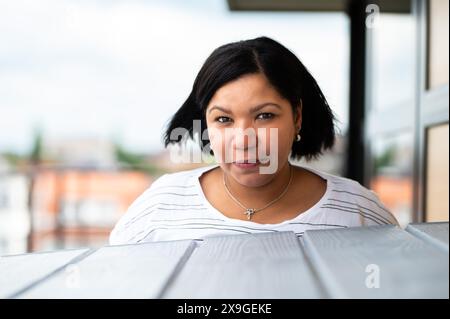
[231,123,258,150]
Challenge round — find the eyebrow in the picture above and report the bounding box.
[208,103,282,115]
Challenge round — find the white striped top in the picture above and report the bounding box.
[109,163,399,244]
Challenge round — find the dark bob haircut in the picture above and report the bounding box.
[163,36,335,161]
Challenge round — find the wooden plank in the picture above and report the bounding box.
[406,222,449,253]
[303,225,449,298]
[17,240,195,299]
[163,232,324,298]
[0,248,90,298]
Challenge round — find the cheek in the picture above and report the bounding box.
[208,127,229,159]
[257,127,292,155]
[279,127,295,149]
[208,127,219,149]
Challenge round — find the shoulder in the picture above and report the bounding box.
[153,164,220,185]
[109,165,215,245]
[301,166,399,227]
[135,164,215,195]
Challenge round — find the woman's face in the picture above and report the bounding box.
[205,73,302,187]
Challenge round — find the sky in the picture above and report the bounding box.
[0,0,352,155]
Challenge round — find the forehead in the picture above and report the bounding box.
[208,73,285,108]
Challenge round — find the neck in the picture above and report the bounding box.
[223,161,292,208]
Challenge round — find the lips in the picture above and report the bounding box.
[232,160,260,170]
[234,159,260,164]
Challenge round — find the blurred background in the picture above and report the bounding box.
[0,0,448,255]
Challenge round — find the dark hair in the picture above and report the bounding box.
[163,36,335,161]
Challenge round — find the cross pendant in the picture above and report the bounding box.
[244,208,256,220]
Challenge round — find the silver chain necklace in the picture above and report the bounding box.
[222,164,294,220]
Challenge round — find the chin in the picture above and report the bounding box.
[233,172,272,188]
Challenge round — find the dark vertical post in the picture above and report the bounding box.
[346,0,368,184]
[413,0,427,223]
[26,169,35,252]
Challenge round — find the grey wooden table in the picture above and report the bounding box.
[0,222,448,299]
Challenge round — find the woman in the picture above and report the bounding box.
[110,36,398,245]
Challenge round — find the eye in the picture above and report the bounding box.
[214,116,232,123]
[256,113,275,120]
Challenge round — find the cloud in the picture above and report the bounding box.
[0,0,349,153]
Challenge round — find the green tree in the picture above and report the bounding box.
[30,128,43,164]
[114,143,161,175]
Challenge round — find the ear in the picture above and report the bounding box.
[294,99,303,130]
